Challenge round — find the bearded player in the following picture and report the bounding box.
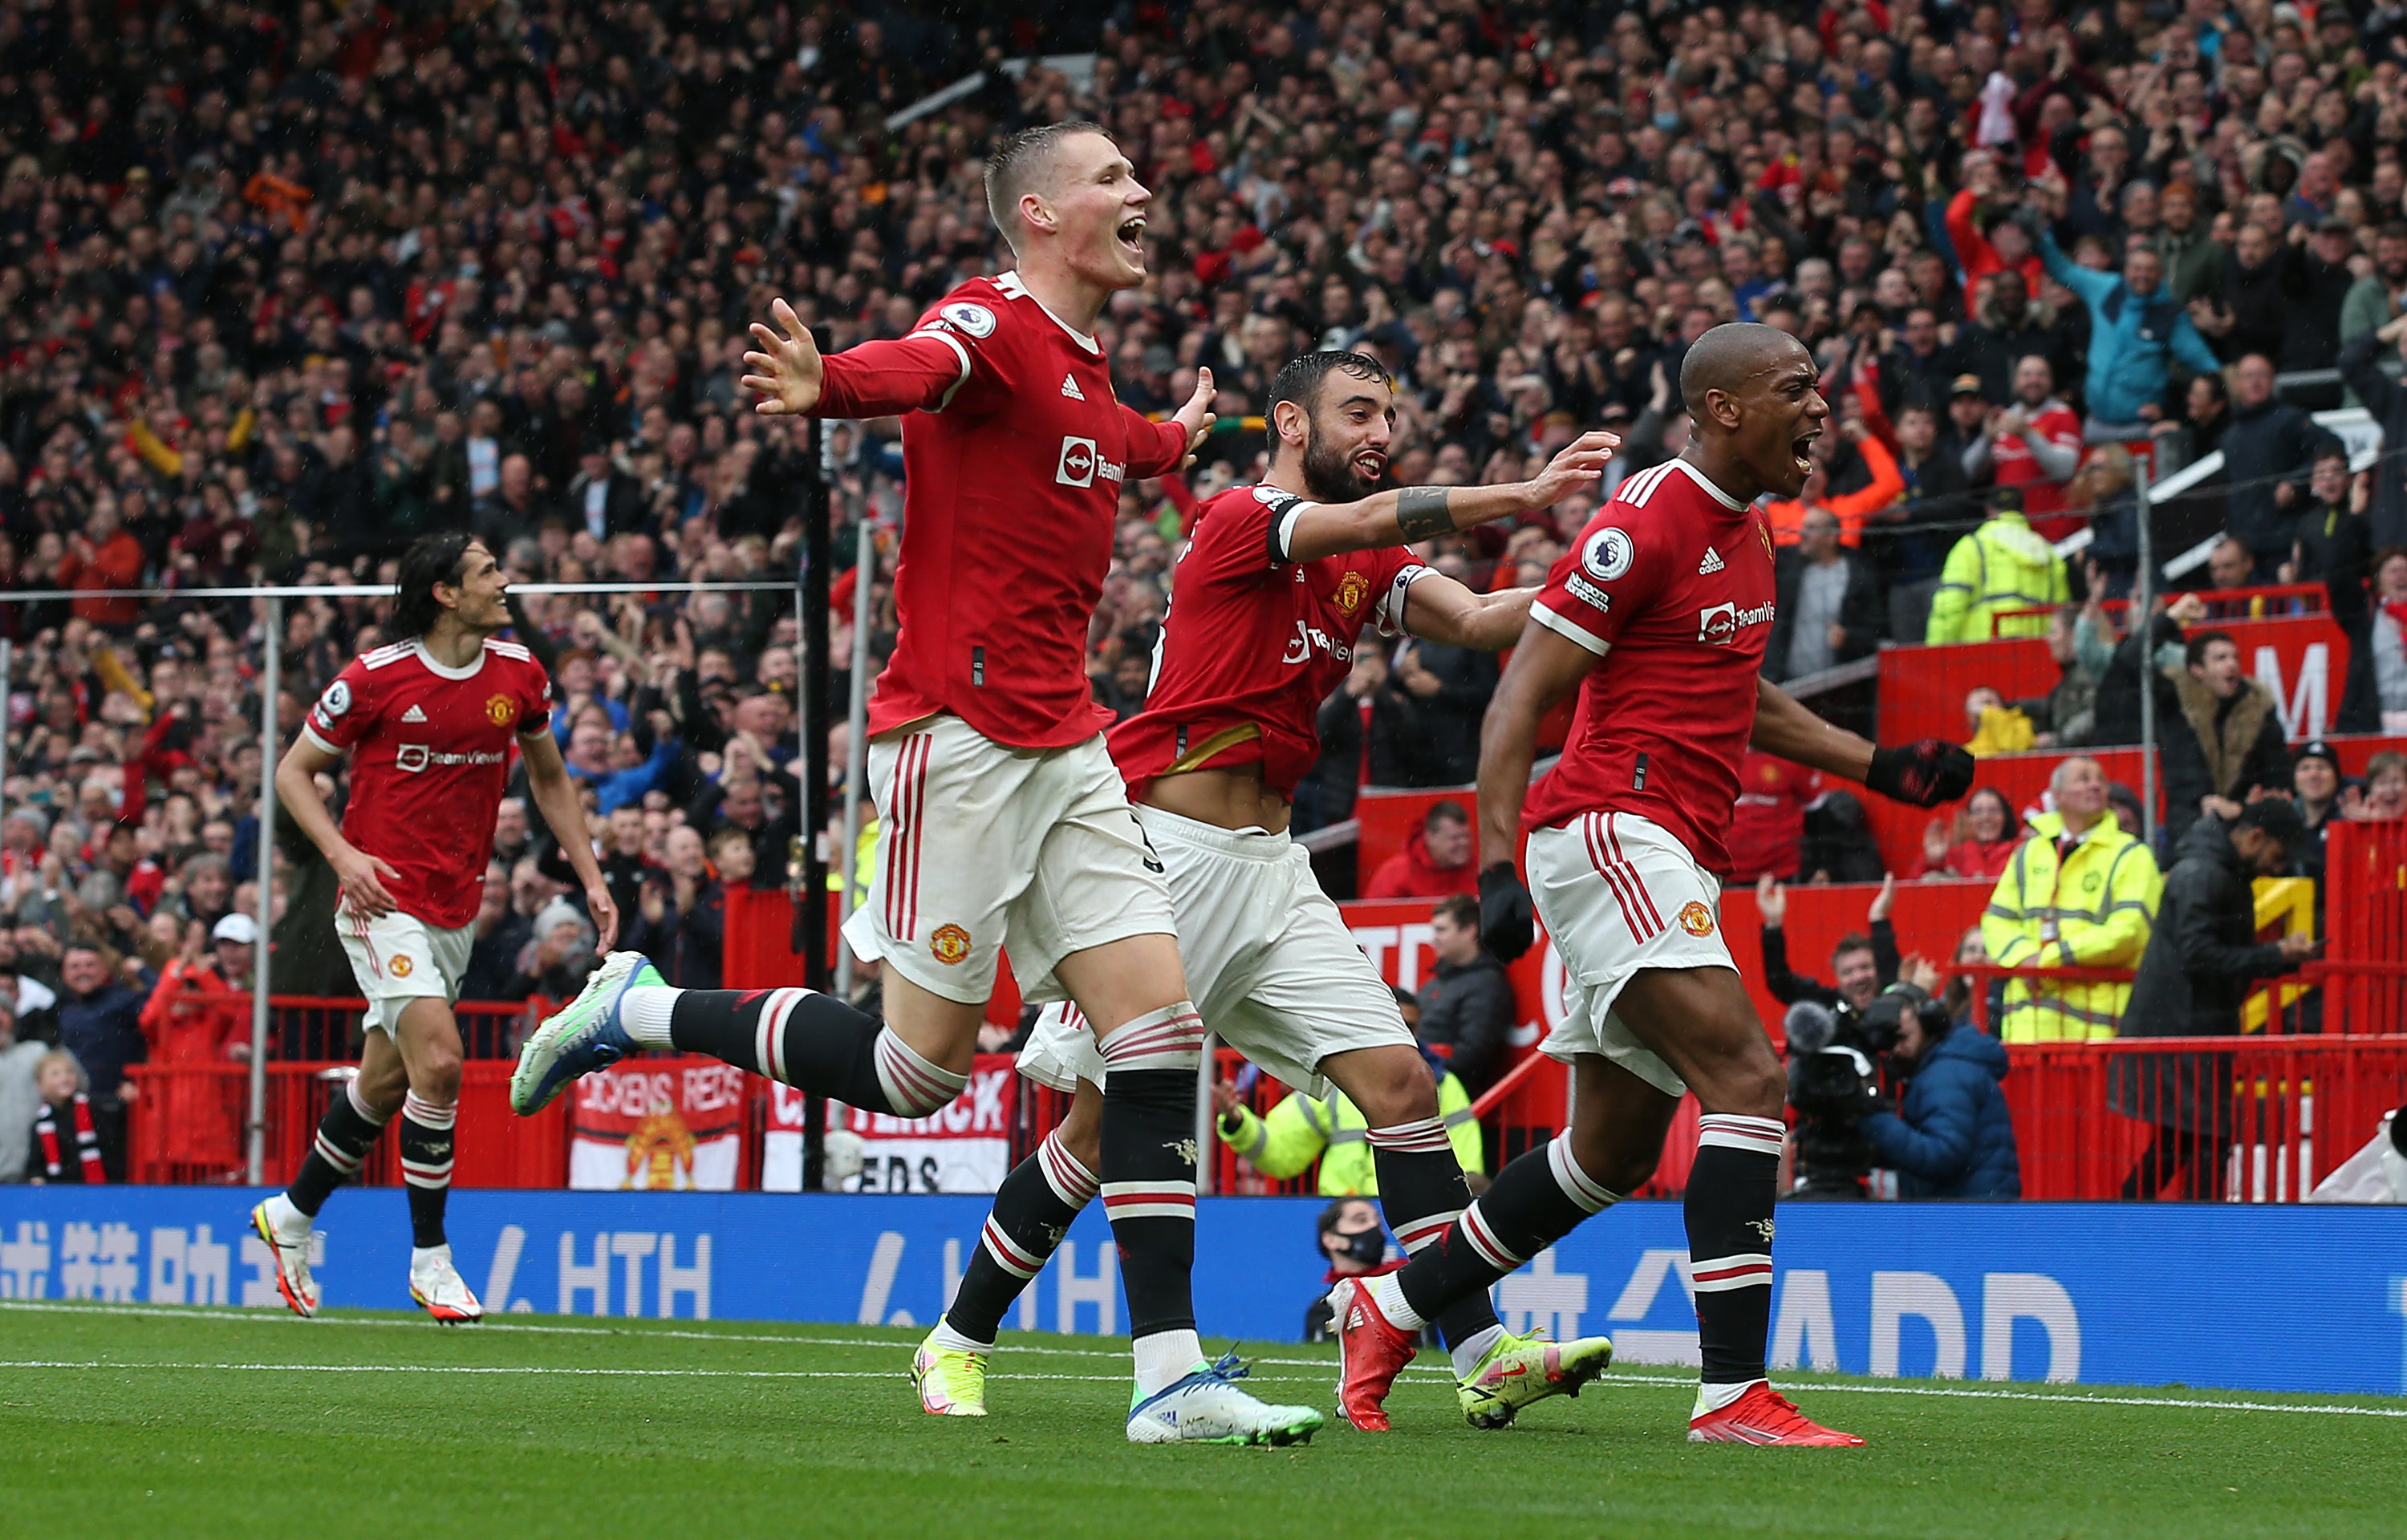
[509,123,1321,1445]
[1328,323,1974,1445]
[911,351,1619,1426]
[250,533,615,1321]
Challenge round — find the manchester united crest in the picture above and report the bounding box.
[929,923,972,965]
[1678,902,1716,938]
[389,955,414,978]
[1334,571,1369,616]
[485,693,514,727]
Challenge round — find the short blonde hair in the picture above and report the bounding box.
[37,1048,87,1094]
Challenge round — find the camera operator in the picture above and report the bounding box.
[1780,997,1898,1201]
[1756,873,1900,1013]
[2113,798,2322,1199]
[1859,983,2021,1199]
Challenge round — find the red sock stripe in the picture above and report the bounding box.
[1392,1211,1458,1250]
[314,1132,364,1172]
[1098,1012,1207,1067]
[875,1031,961,1112]
[980,1217,1046,1278]
[1037,1133,1099,1206]
[1458,1202,1521,1271]
[1366,1118,1453,1154]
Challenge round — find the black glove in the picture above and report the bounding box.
[1867,739,1976,808]
[1478,861,1536,963]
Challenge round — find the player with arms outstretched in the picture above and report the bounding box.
[1328,323,1974,1444]
[911,351,1619,1426]
[251,533,615,1321]
[509,123,1320,1445]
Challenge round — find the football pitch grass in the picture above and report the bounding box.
[2,1302,2402,1538]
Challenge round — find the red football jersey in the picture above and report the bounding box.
[302,637,554,929]
[1522,457,1777,873]
[831,272,1189,749]
[1988,399,2081,525]
[1107,483,1426,801]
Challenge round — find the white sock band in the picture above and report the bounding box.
[1697,1113,1786,1157]
[621,984,681,1048]
[400,1092,456,1130]
[1097,1001,1206,1073]
[1037,1131,1101,1207]
[1547,1132,1621,1214]
[346,1079,390,1126]
[1366,1115,1453,1154]
[875,1027,969,1116]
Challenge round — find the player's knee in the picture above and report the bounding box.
[412,1047,465,1104]
[1347,1048,1438,1128]
[1694,1058,1787,1121]
[1569,1121,1658,1197]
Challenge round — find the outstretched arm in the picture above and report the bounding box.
[1402,573,1537,651]
[1754,676,1975,807]
[1285,432,1617,562]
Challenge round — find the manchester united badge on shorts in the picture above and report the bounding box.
[1678,901,1715,938]
[389,954,414,978]
[929,923,972,965]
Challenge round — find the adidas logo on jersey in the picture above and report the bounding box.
[1699,547,1725,575]
[1060,373,1085,400]
[401,705,427,722]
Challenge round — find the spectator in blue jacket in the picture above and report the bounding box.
[56,943,145,1181]
[1861,986,2021,1199]
[2027,205,2221,440]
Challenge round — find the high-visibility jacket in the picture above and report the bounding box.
[1217,1070,1484,1194]
[1981,812,2162,1041]
[1925,510,2069,643]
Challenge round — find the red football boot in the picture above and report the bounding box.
[1687,1382,1866,1445]
[1326,1276,1419,1432]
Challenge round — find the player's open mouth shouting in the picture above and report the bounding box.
[1354,447,1389,482]
[1791,424,1821,483]
[1115,213,1147,261]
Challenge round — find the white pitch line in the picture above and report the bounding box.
[0,1301,1449,1375]
[7,1303,2400,1416]
[0,1360,1131,1382]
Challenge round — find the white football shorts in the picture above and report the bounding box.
[1017,805,1414,1096]
[1525,810,1738,1098]
[841,714,1178,1007]
[337,905,475,1036]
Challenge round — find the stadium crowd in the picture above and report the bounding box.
[3,0,2407,1184]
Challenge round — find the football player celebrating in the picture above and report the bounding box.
[1329,323,1973,1445]
[911,351,1619,1427]
[251,533,615,1321]
[510,123,1321,1445]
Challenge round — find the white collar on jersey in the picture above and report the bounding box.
[1668,456,1750,511]
[412,638,489,680]
[995,270,1100,355]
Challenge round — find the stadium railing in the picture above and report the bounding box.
[1985,582,2328,637]
[124,1057,570,1188]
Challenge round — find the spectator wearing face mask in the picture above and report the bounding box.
[1301,1198,1394,1343]
[2161,630,2295,847]
[1756,875,1900,1015]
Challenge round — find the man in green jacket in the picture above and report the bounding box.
[1926,487,2071,643]
[1216,1020,1486,1195]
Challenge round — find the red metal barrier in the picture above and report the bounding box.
[124,1060,570,1188]
[1990,583,2328,637]
[263,996,544,1060]
[2007,1034,2407,1200]
[1877,613,2351,748]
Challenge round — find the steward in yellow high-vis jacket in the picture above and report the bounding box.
[1214,1048,1485,1194]
[1979,758,2161,1041]
[1925,487,2069,643]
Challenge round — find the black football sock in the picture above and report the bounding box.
[1384,1132,1618,1329]
[1687,1114,1784,1391]
[1366,1117,1503,1354]
[398,1092,457,1250]
[285,1080,389,1217]
[939,1131,1098,1348]
[1097,1003,1208,1392]
[660,986,966,1115]
[2391,1104,2407,1158]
